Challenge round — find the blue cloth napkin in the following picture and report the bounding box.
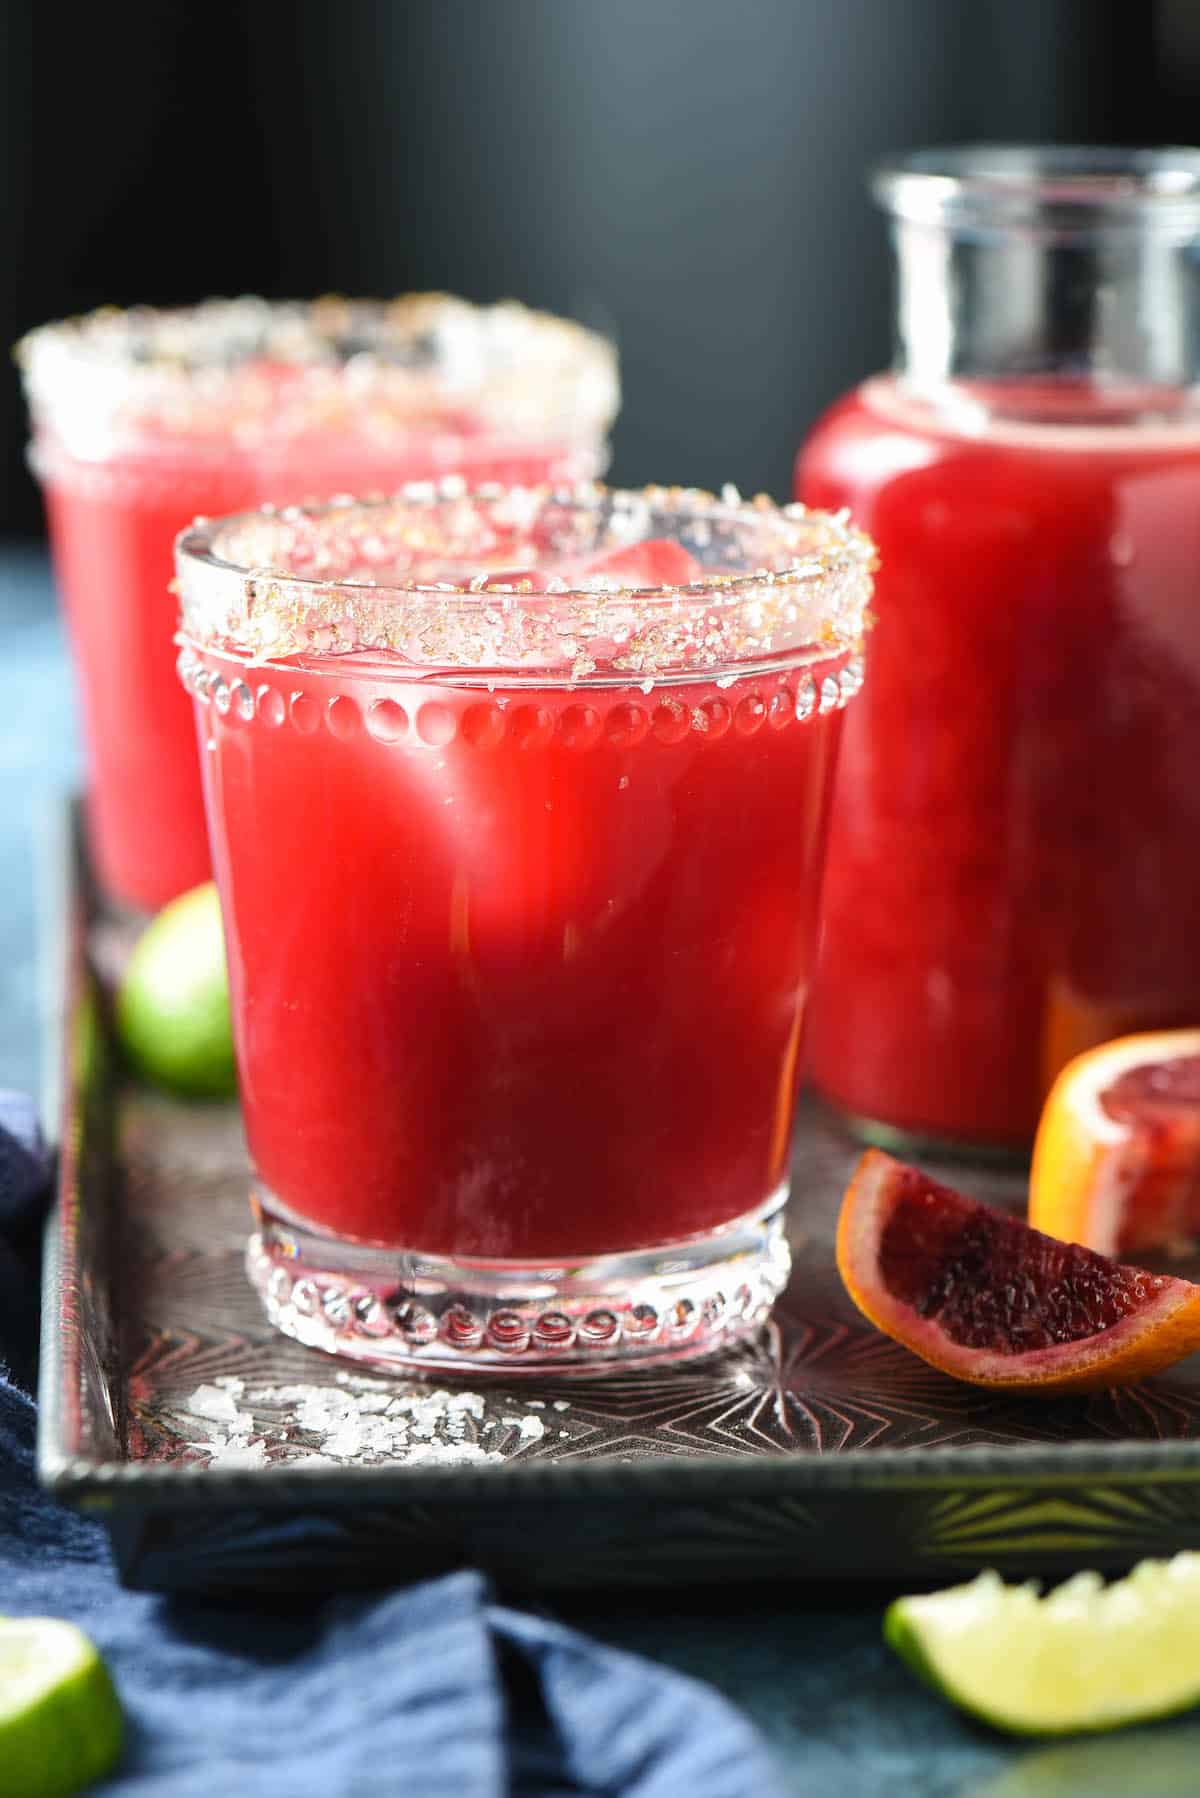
[0,1095,784,1796]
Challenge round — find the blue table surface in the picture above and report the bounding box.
[5,545,1193,1797]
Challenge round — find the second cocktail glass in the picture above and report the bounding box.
[176,484,874,1371]
[21,297,618,911]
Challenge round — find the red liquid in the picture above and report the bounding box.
[194,655,845,1258]
[38,431,589,912]
[797,378,1200,1148]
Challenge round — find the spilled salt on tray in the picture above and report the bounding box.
[174,1372,534,1471]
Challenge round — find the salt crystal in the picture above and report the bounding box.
[189,1384,243,1425]
[324,1418,367,1459]
[518,1415,545,1441]
[552,1400,570,1411]
[209,1438,270,1472]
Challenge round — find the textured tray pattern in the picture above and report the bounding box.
[38,804,1200,1593]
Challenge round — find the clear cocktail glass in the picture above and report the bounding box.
[175,483,874,1371]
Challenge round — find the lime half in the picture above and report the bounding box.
[0,1617,123,1796]
[886,1556,1200,1736]
[116,882,236,1098]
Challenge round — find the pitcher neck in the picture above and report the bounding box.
[878,147,1200,421]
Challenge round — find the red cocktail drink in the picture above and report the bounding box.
[176,487,874,1370]
[22,298,618,911]
[797,149,1200,1152]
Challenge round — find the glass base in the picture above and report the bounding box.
[247,1186,791,1375]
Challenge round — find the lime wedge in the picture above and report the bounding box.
[116,882,236,1099]
[886,1557,1200,1736]
[0,1617,123,1796]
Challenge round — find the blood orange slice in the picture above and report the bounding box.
[1029,1029,1200,1257]
[837,1149,1200,1392]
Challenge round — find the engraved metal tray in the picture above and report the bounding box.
[38,802,1200,1595]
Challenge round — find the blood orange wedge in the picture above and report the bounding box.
[1029,1029,1200,1257]
[837,1149,1200,1392]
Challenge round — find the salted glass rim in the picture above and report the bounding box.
[874,145,1200,230]
[17,293,620,456]
[17,291,614,374]
[177,482,874,598]
[173,482,876,679]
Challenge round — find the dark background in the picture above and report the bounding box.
[4,0,1199,538]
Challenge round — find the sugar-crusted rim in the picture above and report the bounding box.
[174,481,876,681]
[17,294,620,459]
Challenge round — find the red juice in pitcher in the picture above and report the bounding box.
[175,487,875,1371]
[796,149,1200,1151]
[21,297,618,911]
